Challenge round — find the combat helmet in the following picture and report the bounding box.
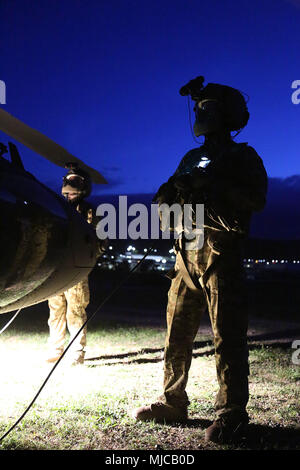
[62,163,92,201]
[180,76,250,132]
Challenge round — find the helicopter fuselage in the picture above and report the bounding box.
[0,154,98,314]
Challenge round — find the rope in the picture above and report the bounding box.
[0,243,156,443]
[0,308,22,335]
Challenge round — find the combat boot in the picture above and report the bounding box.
[205,413,248,444]
[46,349,64,363]
[70,351,85,366]
[133,402,188,423]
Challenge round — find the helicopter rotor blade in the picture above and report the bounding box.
[0,108,107,184]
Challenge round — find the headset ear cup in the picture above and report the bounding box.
[82,181,91,198]
[79,172,91,198]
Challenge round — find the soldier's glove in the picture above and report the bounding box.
[153,178,178,205]
[173,174,192,192]
[97,239,108,258]
[190,167,209,190]
[173,174,197,205]
[174,168,209,204]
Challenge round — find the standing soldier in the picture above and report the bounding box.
[134,77,268,443]
[46,165,105,366]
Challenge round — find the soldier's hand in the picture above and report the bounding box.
[173,174,192,191]
[153,179,177,205]
[190,167,208,189]
[97,239,108,258]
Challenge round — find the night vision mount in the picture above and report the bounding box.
[179,76,205,101]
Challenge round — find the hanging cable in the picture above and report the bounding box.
[0,308,22,335]
[0,242,157,443]
[187,96,203,146]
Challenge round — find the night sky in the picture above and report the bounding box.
[0,0,299,196]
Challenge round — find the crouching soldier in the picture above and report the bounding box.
[133,76,268,443]
[46,165,106,366]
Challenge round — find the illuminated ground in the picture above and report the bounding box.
[0,303,299,450]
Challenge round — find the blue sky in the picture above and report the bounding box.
[0,0,299,195]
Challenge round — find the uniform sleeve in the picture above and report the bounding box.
[153,150,197,205]
[79,203,107,258]
[211,145,268,214]
[88,206,108,258]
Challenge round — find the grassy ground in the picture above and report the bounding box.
[0,313,299,451]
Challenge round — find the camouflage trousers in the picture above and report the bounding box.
[47,279,90,359]
[160,237,249,419]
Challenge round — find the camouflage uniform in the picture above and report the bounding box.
[48,279,90,362]
[47,201,97,363]
[159,140,267,420]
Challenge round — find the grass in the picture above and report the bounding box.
[0,314,299,451]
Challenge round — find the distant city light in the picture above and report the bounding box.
[95,244,300,275]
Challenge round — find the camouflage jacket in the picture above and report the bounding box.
[76,200,107,257]
[156,141,268,237]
